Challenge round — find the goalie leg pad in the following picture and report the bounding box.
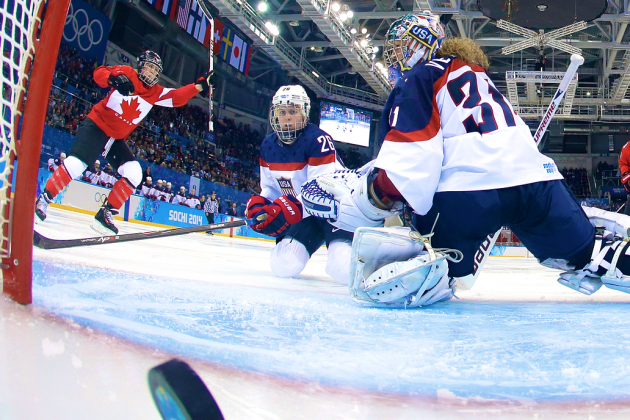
[555,231,630,295]
[349,226,454,307]
[363,253,449,304]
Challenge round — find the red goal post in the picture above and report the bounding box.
[1,0,72,304]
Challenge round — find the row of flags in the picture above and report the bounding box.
[143,0,251,75]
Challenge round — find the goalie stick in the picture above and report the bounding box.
[33,219,247,250]
[455,54,585,291]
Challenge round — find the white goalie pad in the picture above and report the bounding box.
[582,206,630,239]
[349,226,454,308]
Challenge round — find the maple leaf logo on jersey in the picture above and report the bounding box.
[120,97,142,123]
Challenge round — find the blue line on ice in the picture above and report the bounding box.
[33,259,630,401]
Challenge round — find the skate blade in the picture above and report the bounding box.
[90,220,117,236]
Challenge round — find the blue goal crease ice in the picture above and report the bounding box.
[32,258,630,403]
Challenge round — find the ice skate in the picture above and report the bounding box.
[35,191,52,223]
[91,205,119,235]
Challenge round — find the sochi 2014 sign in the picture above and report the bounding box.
[62,0,112,63]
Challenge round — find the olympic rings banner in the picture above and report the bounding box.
[62,0,112,63]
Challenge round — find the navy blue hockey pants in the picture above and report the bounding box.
[414,180,596,278]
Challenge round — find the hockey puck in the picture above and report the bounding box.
[148,358,224,420]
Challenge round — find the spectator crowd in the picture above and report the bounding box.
[561,167,590,198]
[43,44,263,205]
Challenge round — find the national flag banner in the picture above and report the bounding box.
[176,0,192,29]
[162,0,178,20]
[229,33,251,74]
[212,18,224,53]
[220,27,234,62]
[186,0,208,43]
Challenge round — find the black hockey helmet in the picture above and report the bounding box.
[137,50,163,87]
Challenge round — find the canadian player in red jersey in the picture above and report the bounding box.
[35,51,213,234]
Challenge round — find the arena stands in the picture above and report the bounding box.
[561,167,591,198]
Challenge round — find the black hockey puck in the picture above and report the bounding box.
[148,358,224,420]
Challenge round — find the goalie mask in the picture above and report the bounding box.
[137,51,163,87]
[383,12,445,88]
[270,85,310,145]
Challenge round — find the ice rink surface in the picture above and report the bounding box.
[3,207,630,419]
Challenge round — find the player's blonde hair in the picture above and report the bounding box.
[436,38,490,70]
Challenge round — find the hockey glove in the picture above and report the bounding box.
[245,195,271,219]
[302,162,403,232]
[249,195,302,237]
[196,70,214,93]
[622,172,630,193]
[108,74,134,96]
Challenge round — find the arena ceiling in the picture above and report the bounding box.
[205,0,630,116]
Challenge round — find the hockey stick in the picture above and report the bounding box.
[197,0,214,132]
[33,219,247,250]
[455,54,585,291]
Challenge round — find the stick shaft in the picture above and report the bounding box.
[533,54,584,144]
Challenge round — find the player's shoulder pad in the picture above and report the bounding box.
[303,124,335,157]
[259,132,280,162]
[400,56,455,88]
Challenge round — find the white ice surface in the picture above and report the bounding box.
[6,207,630,418]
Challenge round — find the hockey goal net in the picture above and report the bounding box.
[1,0,71,304]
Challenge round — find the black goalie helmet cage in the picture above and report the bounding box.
[137,51,163,86]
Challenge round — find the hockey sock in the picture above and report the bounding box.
[107,177,135,210]
[44,164,72,198]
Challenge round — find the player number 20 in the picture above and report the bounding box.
[317,135,335,153]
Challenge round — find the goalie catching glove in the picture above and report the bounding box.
[108,73,134,96]
[301,161,403,232]
[245,195,302,237]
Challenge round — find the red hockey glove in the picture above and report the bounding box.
[109,74,134,96]
[245,195,271,219]
[622,172,630,193]
[249,195,302,237]
[196,70,213,93]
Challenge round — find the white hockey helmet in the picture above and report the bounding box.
[383,12,445,87]
[270,85,310,145]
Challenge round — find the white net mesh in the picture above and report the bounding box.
[1,0,42,257]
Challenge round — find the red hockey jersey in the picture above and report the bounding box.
[88,65,199,139]
[620,141,630,175]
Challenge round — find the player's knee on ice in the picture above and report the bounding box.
[325,240,352,285]
[270,238,310,278]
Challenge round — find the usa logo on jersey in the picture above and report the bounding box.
[277,177,297,196]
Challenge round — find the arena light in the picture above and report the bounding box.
[265,21,280,36]
[372,46,378,53]
[331,2,340,12]
[311,71,320,78]
[361,27,367,34]
[375,62,383,68]
[360,39,368,47]
[257,2,268,12]
[350,27,357,34]
[340,12,347,21]
[347,10,354,18]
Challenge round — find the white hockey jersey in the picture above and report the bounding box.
[374,56,563,215]
[259,123,345,202]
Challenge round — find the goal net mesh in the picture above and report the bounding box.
[0,0,42,258]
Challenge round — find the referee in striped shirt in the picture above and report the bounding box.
[203,191,219,235]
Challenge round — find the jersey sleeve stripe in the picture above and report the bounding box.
[259,158,307,171]
[307,154,336,166]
